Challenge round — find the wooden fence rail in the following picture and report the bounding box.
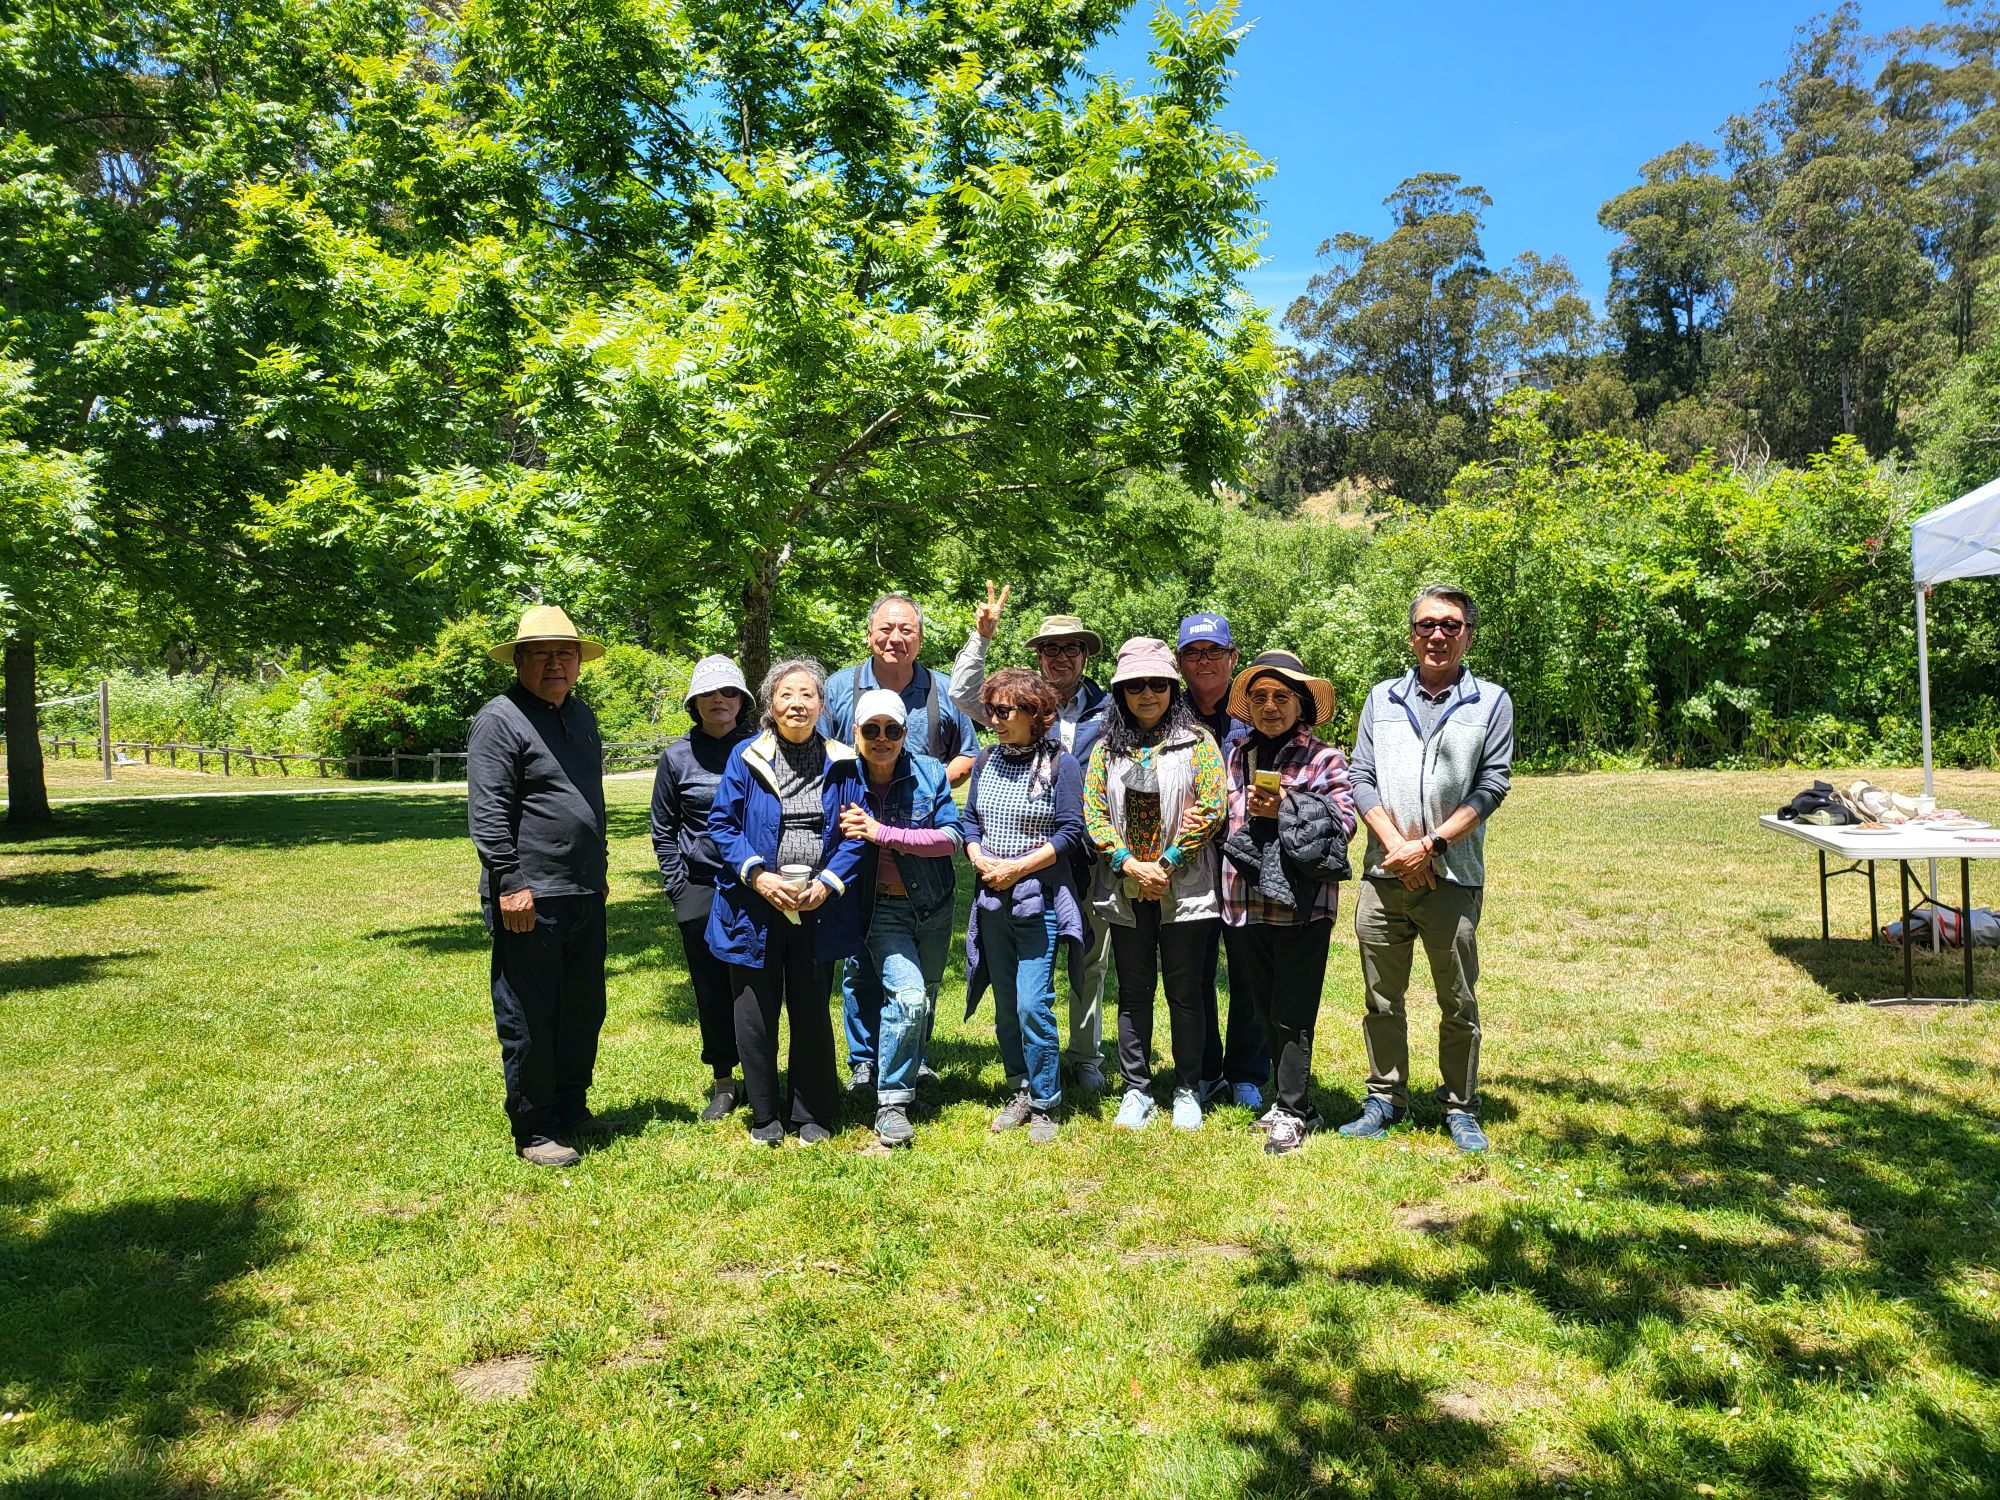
[39,735,671,780]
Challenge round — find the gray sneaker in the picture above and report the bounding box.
[1028,1108,1059,1144]
[990,1089,1034,1132]
[1170,1087,1204,1131]
[517,1138,580,1168]
[874,1104,915,1147]
[1337,1097,1407,1139]
[847,1061,876,1096]
[1072,1059,1108,1097]
[1444,1111,1489,1153]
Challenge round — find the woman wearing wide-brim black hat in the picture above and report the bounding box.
[1217,650,1357,1156]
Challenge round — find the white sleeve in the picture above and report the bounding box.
[948,629,991,727]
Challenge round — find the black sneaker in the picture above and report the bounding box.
[797,1122,833,1146]
[560,1110,610,1140]
[748,1119,784,1148]
[847,1061,876,1095]
[700,1077,740,1123]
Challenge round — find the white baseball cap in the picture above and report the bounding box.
[853,688,908,728]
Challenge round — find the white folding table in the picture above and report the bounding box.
[1760,816,1999,1005]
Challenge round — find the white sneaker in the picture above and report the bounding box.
[1112,1088,1157,1130]
[1254,1104,1280,1132]
[1170,1088,1203,1131]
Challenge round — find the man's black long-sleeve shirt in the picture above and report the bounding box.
[467,684,608,900]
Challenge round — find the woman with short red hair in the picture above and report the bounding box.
[961,667,1088,1142]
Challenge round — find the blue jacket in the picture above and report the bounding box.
[856,750,964,929]
[705,731,870,967]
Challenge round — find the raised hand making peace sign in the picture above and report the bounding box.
[976,580,1011,639]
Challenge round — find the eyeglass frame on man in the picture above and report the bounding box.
[1035,641,1087,662]
[1410,618,1465,637]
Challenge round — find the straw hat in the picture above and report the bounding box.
[1227,650,1337,728]
[1024,613,1104,656]
[488,605,605,664]
[1107,636,1183,688]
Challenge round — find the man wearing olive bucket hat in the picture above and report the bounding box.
[467,606,610,1168]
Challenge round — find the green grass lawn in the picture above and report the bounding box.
[2,769,1997,1498]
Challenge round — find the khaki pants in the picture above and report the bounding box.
[1354,877,1483,1113]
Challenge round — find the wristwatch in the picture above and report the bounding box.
[1428,833,1449,859]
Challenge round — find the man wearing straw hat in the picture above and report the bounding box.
[467,606,611,1168]
[1341,585,1514,1154]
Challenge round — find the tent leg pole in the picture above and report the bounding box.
[1915,583,1941,954]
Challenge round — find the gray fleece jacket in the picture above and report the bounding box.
[1348,668,1514,887]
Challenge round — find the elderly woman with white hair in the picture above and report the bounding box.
[706,658,870,1146]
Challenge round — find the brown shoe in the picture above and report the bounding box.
[518,1139,581,1168]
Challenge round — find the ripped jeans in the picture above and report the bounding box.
[843,893,952,1106]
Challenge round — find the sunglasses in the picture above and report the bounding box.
[1412,618,1465,637]
[860,721,906,742]
[1123,678,1175,695]
[1036,643,1086,661]
[986,703,1023,720]
[1180,647,1233,665]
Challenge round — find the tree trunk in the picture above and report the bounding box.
[735,543,792,689]
[4,632,52,827]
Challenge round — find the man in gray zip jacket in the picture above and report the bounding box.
[1341,584,1514,1153]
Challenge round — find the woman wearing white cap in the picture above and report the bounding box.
[1083,637,1227,1132]
[837,688,964,1147]
[651,655,756,1121]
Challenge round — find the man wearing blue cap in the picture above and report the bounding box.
[1176,612,1266,1109]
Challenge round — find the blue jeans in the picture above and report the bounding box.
[985,905,1063,1111]
[843,894,950,1105]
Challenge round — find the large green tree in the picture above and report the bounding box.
[446,0,1277,680]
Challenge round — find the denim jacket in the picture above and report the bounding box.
[857,751,964,928]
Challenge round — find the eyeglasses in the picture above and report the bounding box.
[522,645,581,663]
[1246,687,1296,708]
[1180,647,1233,665]
[1124,679,1175,695]
[1036,643,1086,662]
[860,722,906,742]
[986,703,1022,719]
[1411,618,1466,637]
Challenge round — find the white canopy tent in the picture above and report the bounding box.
[1912,477,2000,797]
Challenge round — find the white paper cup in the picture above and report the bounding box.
[780,864,814,889]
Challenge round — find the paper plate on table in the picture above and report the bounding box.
[1923,817,1989,830]
[1842,825,1901,834]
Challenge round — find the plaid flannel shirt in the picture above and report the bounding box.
[1220,728,1357,926]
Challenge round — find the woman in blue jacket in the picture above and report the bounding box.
[838,688,963,1148]
[650,655,755,1121]
[706,659,869,1145]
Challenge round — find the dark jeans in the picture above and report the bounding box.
[731,912,840,1131]
[676,914,740,1076]
[483,891,608,1147]
[1228,918,1334,1121]
[1200,923,1270,1088]
[1110,904,1220,1093]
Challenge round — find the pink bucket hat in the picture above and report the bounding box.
[1107,636,1183,688]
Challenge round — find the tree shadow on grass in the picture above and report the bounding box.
[1206,1069,2000,1495]
[1196,1248,1554,1498]
[0,867,209,909]
[0,1173,293,1489]
[0,950,152,998]
[0,792,470,855]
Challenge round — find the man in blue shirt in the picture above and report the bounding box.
[820,593,979,787]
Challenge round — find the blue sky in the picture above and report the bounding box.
[1090,1,1954,321]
